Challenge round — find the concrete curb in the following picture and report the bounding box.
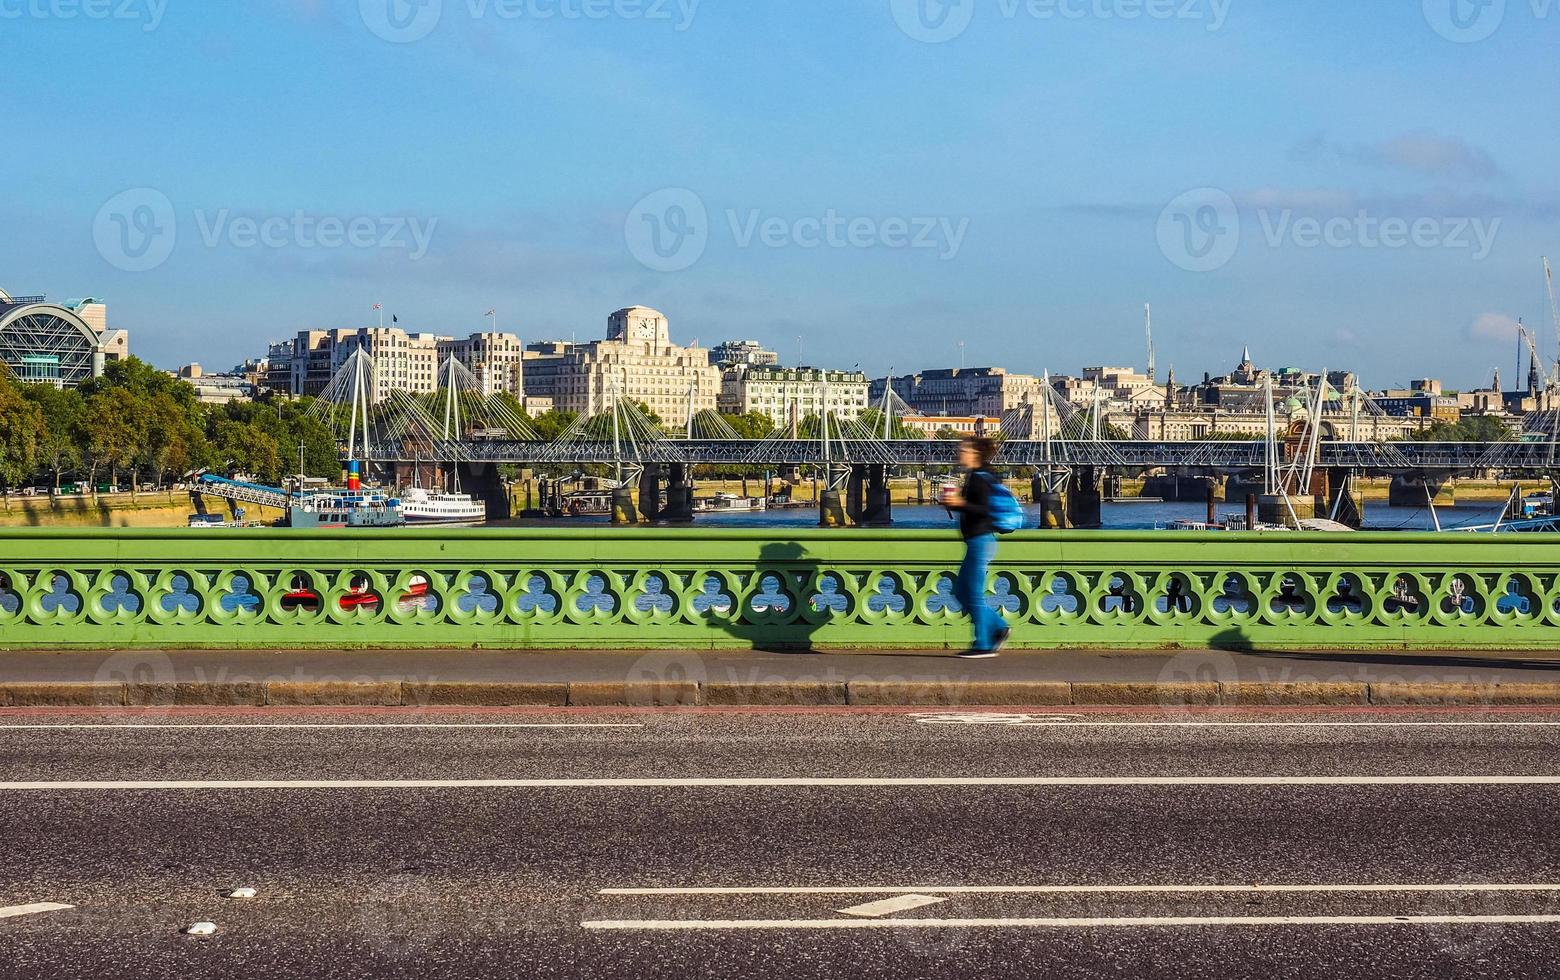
[5,679,1560,708]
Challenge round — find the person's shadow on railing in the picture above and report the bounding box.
[719,541,823,653]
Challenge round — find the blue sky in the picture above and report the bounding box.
[5,0,1558,388]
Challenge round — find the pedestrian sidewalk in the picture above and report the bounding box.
[3,648,1560,708]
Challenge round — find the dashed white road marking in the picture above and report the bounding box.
[603,883,1560,897]
[0,724,643,731]
[837,895,947,918]
[582,914,1560,932]
[0,903,73,920]
[2,775,1559,791]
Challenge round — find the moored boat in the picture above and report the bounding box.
[400,487,486,526]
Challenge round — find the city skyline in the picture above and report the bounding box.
[7,3,1559,388]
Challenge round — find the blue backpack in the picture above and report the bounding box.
[980,472,1026,534]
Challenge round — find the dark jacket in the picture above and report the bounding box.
[953,468,997,540]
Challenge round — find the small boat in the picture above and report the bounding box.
[694,492,767,513]
[559,490,614,516]
[399,487,486,526]
[281,574,431,612]
[1521,493,1555,518]
[186,515,266,529]
[1161,517,1289,532]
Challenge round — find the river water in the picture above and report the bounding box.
[499,501,1509,532]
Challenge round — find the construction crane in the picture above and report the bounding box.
[1144,303,1155,383]
[1545,257,1560,388]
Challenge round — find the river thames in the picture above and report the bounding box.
[498,501,1509,532]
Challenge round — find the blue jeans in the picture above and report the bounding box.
[955,533,1004,651]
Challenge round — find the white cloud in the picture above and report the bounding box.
[1292,131,1501,182]
[1468,312,1522,343]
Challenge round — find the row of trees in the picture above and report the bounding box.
[0,358,341,494]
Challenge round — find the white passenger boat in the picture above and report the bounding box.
[399,487,487,526]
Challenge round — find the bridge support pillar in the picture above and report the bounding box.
[1388,474,1455,508]
[611,486,639,525]
[662,464,695,523]
[638,465,663,524]
[454,462,511,521]
[845,466,866,524]
[819,467,849,527]
[1257,494,1317,529]
[861,465,893,526]
[1032,473,1068,529]
[1065,467,1102,529]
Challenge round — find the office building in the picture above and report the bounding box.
[521,307,721,428]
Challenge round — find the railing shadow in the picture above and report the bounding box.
[1210,626,1560,671]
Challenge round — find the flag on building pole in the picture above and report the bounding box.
[372,303,383,329]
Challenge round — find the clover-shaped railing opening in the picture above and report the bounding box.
[394,573,441,616]
[1439,574,1481,617]
[809,573,851,617]
[159,572,204,617]
[96,572,143,618]
[332,572,385,621]
[690,574,735,617]
[1495,576,1540,620]
[632,573,676,616]
[515,573,561,617]
[1098,573,1140,616]
[279,573,324,614]
[747,572,795,617]
[1211,574,1256,617]
[1267,574,1311,618]
[925,574,962,615]
[986,574,1023,617]
[1381,574,1425,617]
[574,574,620,616]
[865,574,909,616]
[38,573,83,619]
[456,573,503,615]
[1325,574,1367,618]
[218,573,265,616]
[1040,573,1082,615]
[1154,573,1198,617]
[0,573,20,617]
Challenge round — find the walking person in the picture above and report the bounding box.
[941,436,1014,658]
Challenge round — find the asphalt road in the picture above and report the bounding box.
[3,705,1560,978]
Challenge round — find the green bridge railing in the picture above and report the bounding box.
[0,528,1556,650]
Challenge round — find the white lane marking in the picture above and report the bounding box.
[583,914,1560,931]
[910,713,1560,729]
[0,724,643,731]
[0,903,73,920]
[838,895,946,918]
[603,883,1560,896]
[2,775,1560,790]
[993,723,1560,729]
